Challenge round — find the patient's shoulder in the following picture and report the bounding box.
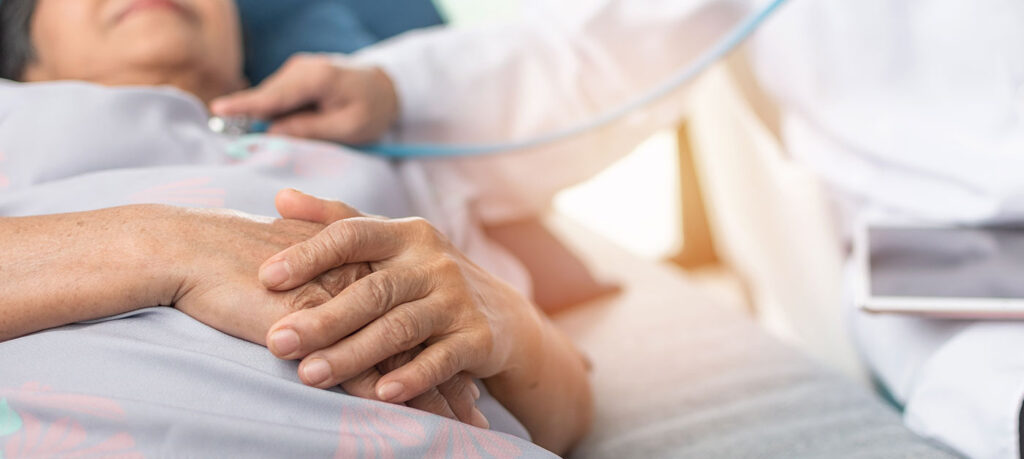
[0,79,50,121]
[0,79,26,114]
[0,81,32,129]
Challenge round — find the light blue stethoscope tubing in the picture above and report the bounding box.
[361,0,788,158]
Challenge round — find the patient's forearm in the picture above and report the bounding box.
[485,311,593,455]
[0,206,177,341]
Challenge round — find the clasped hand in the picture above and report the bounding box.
[173,190,539,430]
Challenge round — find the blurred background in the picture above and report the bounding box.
[439,0,685,261]
[433,0,860,381]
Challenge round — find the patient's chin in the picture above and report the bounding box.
[114,30,204,72]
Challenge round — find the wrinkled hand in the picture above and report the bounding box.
[210,54,398,145]
[259,191,541,424]
[165,206,359,344]
[160,204,479,426]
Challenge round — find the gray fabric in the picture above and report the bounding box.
[0,80,412,219]
[0,80,547,458]
[577,337,959,458]
[568,309,959,459]
[545,223,961,458]
[0,308,546,458]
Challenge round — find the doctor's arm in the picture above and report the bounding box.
[213,0,751,223]
[367,0,751,222]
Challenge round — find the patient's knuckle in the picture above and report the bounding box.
[433,254,462,278]
[404,217,437,240]
[429,347,461,381]
[320,263,372,296]
[288,284,330,312]
[359,274,396,314]
[355,262,374,279]
[443,375,471,401]
[324,222,358,257]
[317,268,348,297]
[379,309,423,349]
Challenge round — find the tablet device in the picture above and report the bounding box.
[856,224,1024,318]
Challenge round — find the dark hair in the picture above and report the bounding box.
[0,0,37,81]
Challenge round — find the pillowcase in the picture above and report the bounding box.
[236,0,445,84]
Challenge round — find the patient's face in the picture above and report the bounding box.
[24,0,244,101]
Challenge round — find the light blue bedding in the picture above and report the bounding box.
[0,80,550,458]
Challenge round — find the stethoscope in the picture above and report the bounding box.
[209,0,788,159]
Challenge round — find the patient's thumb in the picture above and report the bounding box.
[276,189,363,224]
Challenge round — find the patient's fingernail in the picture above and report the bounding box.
[260,261,291,288]
[469,382,481,400]
[302,359,331,386]
[269,329,300,357]
[377,382,405,402]
[471,408,490,430]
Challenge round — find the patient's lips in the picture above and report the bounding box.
[114,0,191,23]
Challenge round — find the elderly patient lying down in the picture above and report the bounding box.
[0,0,591,457]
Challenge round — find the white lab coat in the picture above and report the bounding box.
[357,0,751,224]
[356,1,1024,457]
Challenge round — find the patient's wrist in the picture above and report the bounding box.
[117,204,195,307]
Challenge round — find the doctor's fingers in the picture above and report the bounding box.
[267,105,380,145]
[259,217,419,291]
[274,189,367,226]
[379,352,488,429]
[376,335,489,406]
[211,54,337,120]
[339,351,459,423]
[267,267,435,359]
[436,374,489,429]
[292,296,450,388]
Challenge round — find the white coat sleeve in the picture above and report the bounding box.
[902,322,1024,459]
[355,0,752,224]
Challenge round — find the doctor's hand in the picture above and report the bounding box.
[261,191,544,423]
[210,54,399,145]
[264,190,489,429]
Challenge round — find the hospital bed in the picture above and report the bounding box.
[542,215,955,458]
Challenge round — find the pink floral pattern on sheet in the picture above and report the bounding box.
[226,136,292,163]
[424,420,523,459]
[129,177,226,207]
[0,383,142,459]
[334,403,524,459]
[334,402,427,459]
